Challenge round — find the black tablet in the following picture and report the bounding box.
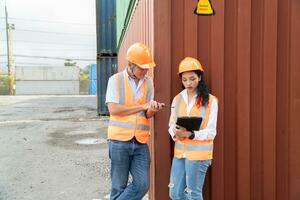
[176,116,203,131]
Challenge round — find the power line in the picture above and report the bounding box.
[3,62,60,66]
[0,39,95,47]
[0,54,95,61]
[0,46,96,50]
[0,17,95,26]
[13,48,96,51]
[0,28,95,36]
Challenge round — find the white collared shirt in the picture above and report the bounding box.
[168,89,218,141]
[105,68,154,104]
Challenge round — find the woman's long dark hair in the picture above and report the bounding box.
[180,70,210,107]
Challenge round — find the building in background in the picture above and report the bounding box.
[117,0,300,200]
[15,66,79,95]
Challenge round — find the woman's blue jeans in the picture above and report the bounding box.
[169,157,212,200]
[108,140,150,200]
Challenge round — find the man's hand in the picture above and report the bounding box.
[149,100,165,112]
[144,100,165,118]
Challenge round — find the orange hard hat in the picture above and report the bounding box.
[126,43,156,69]
[178,57,204,74]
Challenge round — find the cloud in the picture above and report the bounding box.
[0,0,96,70]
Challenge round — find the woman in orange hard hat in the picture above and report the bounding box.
[105,42,165,200]
[168,57,219,200]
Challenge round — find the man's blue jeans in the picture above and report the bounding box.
[108,140,150,200]
[169,157,212,200]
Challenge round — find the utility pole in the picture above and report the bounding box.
[5,5,15,95]
[5,5,10,76]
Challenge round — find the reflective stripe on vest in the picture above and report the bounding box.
[174,94,216,160]
[107,71,153,143]
[118,72,125,104]
[109,120,150,131]
[175,142,213,151]
[117,72,152,104]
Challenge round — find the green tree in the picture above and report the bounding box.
[79,64,91,94]
[81,64,90,76]
[0,75,10,95]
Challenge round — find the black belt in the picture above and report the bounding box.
[128,137,143,144]
[109,137,144,144]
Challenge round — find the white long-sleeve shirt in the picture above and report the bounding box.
[168,89,218,141]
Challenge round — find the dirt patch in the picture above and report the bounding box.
[46,127,108,150]
[0,96,111,200]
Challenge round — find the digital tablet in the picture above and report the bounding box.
[176,116,202,131]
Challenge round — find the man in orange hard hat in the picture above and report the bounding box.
[105,42,165,200]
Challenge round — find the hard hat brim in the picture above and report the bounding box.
[177,68,204,75]
[136,62,156,69]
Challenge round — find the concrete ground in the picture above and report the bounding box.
[0,95,110,200]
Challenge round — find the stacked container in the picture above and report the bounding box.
[89,64,97,95]
[96,0,117,115]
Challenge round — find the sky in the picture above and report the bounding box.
[0,0,96,72]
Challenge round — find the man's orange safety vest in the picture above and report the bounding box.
[107,71,153,144]
[173,93,217,160]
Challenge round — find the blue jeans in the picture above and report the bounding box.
[169,157,212,200]
[108,140,150,200]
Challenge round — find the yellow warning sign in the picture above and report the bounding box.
[195,0,215,15]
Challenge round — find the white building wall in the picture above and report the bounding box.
[16,81,79,95]
[15,66,80,95]
[16,66,79,81]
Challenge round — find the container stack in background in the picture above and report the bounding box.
[95,0,117,115]
[89,64,97,95]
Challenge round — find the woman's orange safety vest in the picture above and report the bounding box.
[173,93,217,160]
[107,71,153,144]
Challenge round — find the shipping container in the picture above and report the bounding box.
[89,79,97,95]
[89,64,97,80]
[16,66,79,81]
[118,0,300,200]
[96,0,117,55]
[15,80,79,95]
[116,0,132,45]
[97,57,117,115]
[117,0,154,70]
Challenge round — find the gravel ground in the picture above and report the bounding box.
[0,95,111,200]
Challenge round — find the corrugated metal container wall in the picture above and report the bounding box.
[97,57,117,115]
[96,0,117,55]
[117,0,154,70]
[116,0,131,45]
[119,0,300,199]
[154,0,300,199]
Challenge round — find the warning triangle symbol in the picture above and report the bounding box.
[195,0,215,15]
